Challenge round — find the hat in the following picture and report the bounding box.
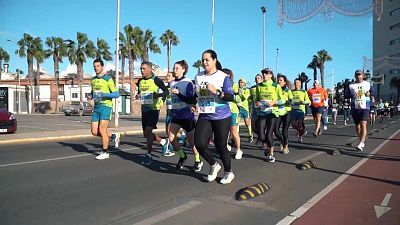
[355,69,363,75]
[314,80,320,84]
[239,77,247,83]
[261,68,273,75]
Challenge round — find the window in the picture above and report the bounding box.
[390,23,400,31]
[390,8,400,16]
[72,93,78,98]
[390,37,400,46]
[389,69,400,75]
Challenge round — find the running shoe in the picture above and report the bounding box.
[164,151,175,157]
[282,145,289,154]
[313,132,318,137]
[207,163,221,182]
[227,144,232,152]
[143,154,152,166]
[356,142,365,151]
[176,154,187,170]
[235,149,243,160]
[248,134,254,143]
[193,161,204,172]
[298,136,303,143]
[266,154,276,163]
[112,132,121,148]
[323,126,328,131]
[95,151,109,160]
[220,172,235,184]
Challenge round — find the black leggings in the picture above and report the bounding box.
[257,114,279,148]
[194,116,232,172]
[274,113,292,145]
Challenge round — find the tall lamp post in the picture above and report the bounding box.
[261,6,266,69]
[114,0,120,127]
[276,48,279,74]
[211,0,215,50]
[7,39,21,114]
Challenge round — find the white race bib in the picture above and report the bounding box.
[198,96,215,113]
[260,100,272,112]
[141,92,154,105]
[312,94,321,104]
[355,97,367,109]
[93,90,102,103]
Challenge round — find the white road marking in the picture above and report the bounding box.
[276,128,400,225]
[132,200,202,225]
[0,147,141,168]
[294,152,325,164]
[374,193,392,218]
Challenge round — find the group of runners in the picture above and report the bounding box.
[88,51,379,185]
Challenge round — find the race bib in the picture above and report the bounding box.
[93,90,102,103]
[171,95,186,109]
[355,98,367,109]
[260,100,272,112]
[198,96,215,113]
[312,94,321,104]
[141,92,154,105]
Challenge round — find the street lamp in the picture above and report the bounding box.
[7,39,21,114]
[276,48,279,74]
[114,0,120,127]
[261,6,266,69]
[211,0,215,50]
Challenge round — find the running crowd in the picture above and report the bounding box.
[87,50,395,185]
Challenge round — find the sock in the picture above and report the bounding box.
[178,148,186,158]
[160,138,166,146]
[102,148,108,153]
[194,153,201,162]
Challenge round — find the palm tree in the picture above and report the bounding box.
[160,29,179,72]
[32,37,44,101]
[118,32,128,90]
[141,29,161,61]
[307,55,319,82]
[192,59,202,73]
[297,72,310,90]
[0,47,10,82]
[316,49,332,88]
[95,38,112,61]
[66,32,96,105]
[123,24,144,115]
[45,37,68,113]
[17,33,37,113]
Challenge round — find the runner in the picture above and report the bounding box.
[136,61,169,165]
[255,68,283,163]
[321,99,329,131]
[223,68,242,160]
[377,99,385,123]
[168,60,203,171]
[237,77,253,143]
[163,71,175,157]
[250,74,263,145]
[343,98,351,125]
[291,78,310,143]
[274,74,293,154]
[344,69,374,151]
[194,49,235,184]
[369,96,377,125]
[89,58,120,160]
[307,80,328,137]
[330,98,339,125]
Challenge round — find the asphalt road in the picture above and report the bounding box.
[0,117,399,225]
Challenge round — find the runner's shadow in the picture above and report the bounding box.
[58,142,98,155]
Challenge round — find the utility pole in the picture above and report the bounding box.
[261,6,266,69]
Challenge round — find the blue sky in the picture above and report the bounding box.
[0,0,372,88]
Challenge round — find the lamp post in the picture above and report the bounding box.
[276,48,279,74]
[261,6,266,69]
[211,0,215,50]
[7,39,21,114]
[114,0,120,127]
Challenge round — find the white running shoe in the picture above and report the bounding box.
[220,172,235,184]
[207,163,221,182]
[267,154,275,163]
[323,126,328,131]
[227,144,232,152]
[356,142,365,151]
[96,151,110,160]
[163,151,175,157]
[235,149,243,159]
[113,132,121,148]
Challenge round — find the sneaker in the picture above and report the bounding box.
[266,154,275,163]
[356,142,365,151]
[95,151,110,160]
[164,151,175,157]
[344,122,347,125]
[282,145,289,154]
[333,122,336,125]
[207,163,221,182]
[161,139,169,155]
[323,126,328,131]
[313,132,318,137]
[143,154,152,166]
[176,154,187,170]
[248,134,254,143]
[220,172,235,184]
[235,149,243,159]
[298,136,303,143]
[304,130,308,135]
[193,161,204,172]
[227,144,232,152]
[112,132,121,148]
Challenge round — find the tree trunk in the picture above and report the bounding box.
[35,61,40,101]
[129,55,135,115]
[313,67,317,82]
[77,61,84,105]
[320,63,325,88]
[197,67,200,73]
[28,57,34,114]
[167,41,171,72]
[121,56,125,90]
[54,56,59,113]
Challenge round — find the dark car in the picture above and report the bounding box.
[63,102,93,116]
[0,108,17,133]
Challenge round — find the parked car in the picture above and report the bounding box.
[63,102,93,116]
[0,108,17,133]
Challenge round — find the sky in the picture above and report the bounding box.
[0,0,373,89]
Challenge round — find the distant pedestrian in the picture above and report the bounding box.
[89,58,120,160]
[330,98,338,125]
